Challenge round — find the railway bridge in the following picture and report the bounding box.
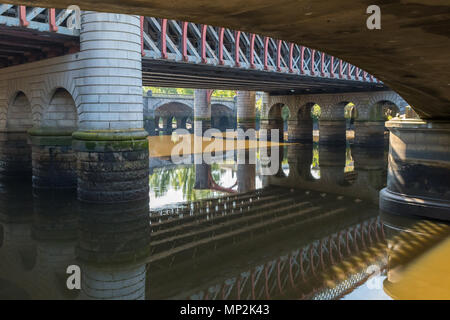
[0,4,447,220]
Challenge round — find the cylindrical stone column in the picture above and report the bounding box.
[163,117,172,135]
[194,89,211,136]
[236,91,256,130]
[73,12,149,203]
[319,104,346,145]
[260,93,283,142]
[380,119,450,220]
[354,120,386,147]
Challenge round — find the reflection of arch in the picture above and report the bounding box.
[7,91,32,130]
[370,100,400,121]
[42,88,77,129]
[211,103,234,130]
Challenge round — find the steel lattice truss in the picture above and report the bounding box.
[0,6,381,87]
[189,217,385,300]
[0,5,78,35]
[141,17,380,83]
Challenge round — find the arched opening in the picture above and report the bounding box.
[30,88,77,188]
[7,92,33,131]
[211,103,234,131]
[344,102,356,144]
[0,91,33,178]
[370,100,400,121]
[354,100,401,147]
[42,88,77,129]
[155,102,192,135]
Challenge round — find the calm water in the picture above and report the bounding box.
[0,135,448,300]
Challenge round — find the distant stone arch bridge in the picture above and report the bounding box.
[143,91,237,135]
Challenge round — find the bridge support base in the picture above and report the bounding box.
[354,120,386,147]
[29,128,76,188]
[73,130,149,203]
[319,120,346,145]
[0,131,31,179]
[380,119,450,220]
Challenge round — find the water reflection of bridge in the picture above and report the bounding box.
[147,186,448,300]
[0,179,448,300]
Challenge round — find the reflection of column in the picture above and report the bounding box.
[194,89,211,136]
[380,119,450,220]
[352,146,387,195]
[318,146,346,185]
[29,127,77,188]
[287,144,314,180]
[288,104,314,143]
[237,91,256,130]
[0,181,35,269]
[260,145,285,178]
[77,200,151,300]
[352,146,387,171]
[32,189,78,299]
[195,163,210,190]
[237,149,256,192]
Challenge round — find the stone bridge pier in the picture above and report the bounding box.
[194,89,211,136]
[0,12,149,203]
[380,119,450,220]
[263,91,407,146]
[74,12,148,203]
[236,91,256,130]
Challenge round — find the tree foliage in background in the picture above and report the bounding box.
[149,164,224,202]
[143,87,236,98]
[311,104,321,121]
